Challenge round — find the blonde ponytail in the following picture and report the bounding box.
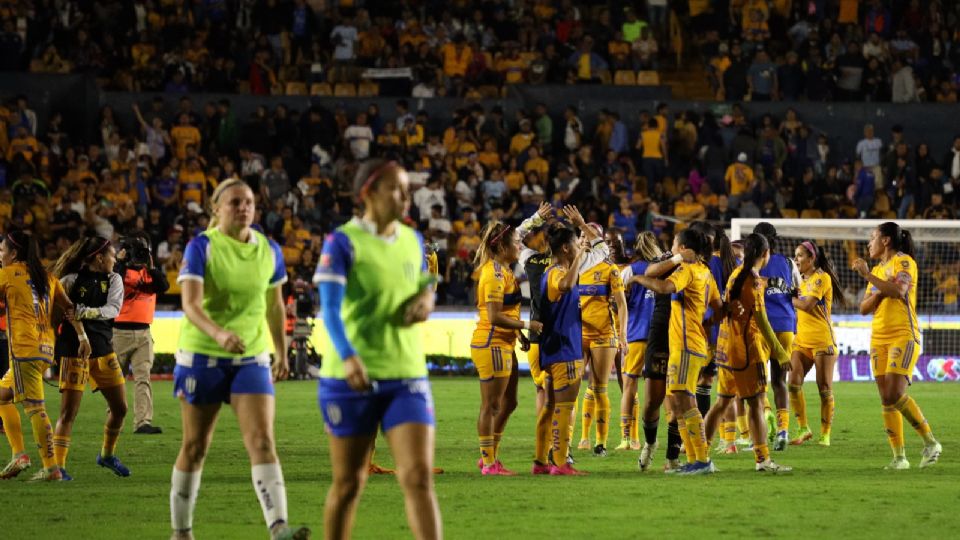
[474,220,512,269]
[634,231,662,262]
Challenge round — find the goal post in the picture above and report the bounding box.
[729,218,960,383]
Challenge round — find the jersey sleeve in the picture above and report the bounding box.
[752,274,766,311]
[667,263,693,293]
[480,265,505,304]
[178,234,210,283]
[802,273,828,301]
[610,266,624,294]
[313,231,353,286]
[547,267,567,302]
[620,264,634,283]
[894,254,917,288]
[578,239,609,274]
[266,239,287,288]
[415,230,427,273]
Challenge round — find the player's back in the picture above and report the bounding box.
[716,266,765,369]
[0,263,59,362]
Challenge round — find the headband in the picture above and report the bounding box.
[490,225,513,246]
[88,237,111,257]
[359,160,398,199]
[801,241,817,258]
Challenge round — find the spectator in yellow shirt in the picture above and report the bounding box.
[442,35,472,79]
[478,138,502,170]
[725,152,756,207]
[509,119,536,156]
[6,126,38,162]
[170,113,201,160]
[523,146,550,179]
[673,189,706,231]
[496,46,527,84]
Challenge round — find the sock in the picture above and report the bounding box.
[25,406,55,469]
[568,399,577,447]
[819,390,835,436]
[643,419,659,445]
[580,387,595,442]
[54,435,71,468]
[594,385,610,446]
[666,419,682,460]
[683,408,708,462]
[753,443,770,464]
[882,405,905,458]
[0,402,25,455]
[677,417,694,463]
[102,425,122,458]
[893,395,935,444]
[170,467,203,533]
[722,421,737,444]
[776,408,789,434]
[736,412,750,439]
[620,413,632,441]
[695,385,711,416]
[630,401,640,441]
[493,432,503,461]
[251,462,288,530]
[552,402,575,466]
[789,384,808,430]
[479,435,495,466]
[534,403,552,464]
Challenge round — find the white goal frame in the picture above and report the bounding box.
[729,218,960,242]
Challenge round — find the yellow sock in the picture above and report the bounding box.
[753,443,770,464]
[25,406,55,470]
[820,390,835,436]
[479,435,495,466]
[553,402,575,465]
[580,387,595,442]
[894,395,935,444]
[493,432,503,460]
[683,408,708,462]
[0,402,25,455]
[630,401,640,441]
[776,408,789,434]
[722,421,737,444]
[568,398,577,445]
[736,412,750,439]
[594,385,610,446]
[882,405,905,458]
[102,425,121,458]
[789,384,808,430]
[535,404,552,464]
[677,418,694,463]
[53,435,70,468]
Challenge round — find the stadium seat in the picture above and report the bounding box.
[285,82,307,95]
[824,209,839,219]
[800,209,823,219]
[357,81,379,96]
[334,83,357,97]
[614,70,637,85]
[478,85,501,98]
[598,70,612,85]
[780,208,798,218]
[874,193,891,213]
[838,205,858,218]
[879,210,897,219]
[637,71,660,86]
[310,82,332,96]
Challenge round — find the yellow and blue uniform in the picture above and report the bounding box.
[665,262,719,396]
[759,253,797,358]
[471,260,521,381]
[869,253,920,378]
[793,269,836,359]
[578,260,623,351]
[622,260,655,378]
[716,267,768,399]
[540,265,584,391]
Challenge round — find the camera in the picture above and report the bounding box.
[120,235,152,266]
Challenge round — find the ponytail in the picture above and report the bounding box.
[633,231,662,262]
[877,221,915,259]
[677,228,711,263]
[715,229,737,283]
[4,230,49,301]
[51,235,110,278]
[800,239,846,308]
[729,233,769,307]
[474,220,513,269]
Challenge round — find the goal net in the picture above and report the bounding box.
[729,219,960,383]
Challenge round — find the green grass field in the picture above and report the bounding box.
[4,379,958,539]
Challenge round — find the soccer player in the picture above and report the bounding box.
[790,240,844,446]
[576,225,627,457]
[537,224,587,475]
[633,229,722,475]
[852,222,941,470]
[170,178,307,540]
[0,230,87,481]
[753,222,799,451]
[316,159,441,539]
[51,235,131,479]
[617,232,661,454]
[704,233,793,472]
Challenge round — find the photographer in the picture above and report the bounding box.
[285,278,319,378]
[113,234,168,434]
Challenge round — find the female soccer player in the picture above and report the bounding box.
[852,222,941,470]
[634,229,722,475]
[617,232,661,453]
[576,225,627,457]
[51,235,130,480]
[704,233,792,472]
[789,240,844,446]
[0,230,87,481]
[536,224,587,475]
[316,159,441,539]
[753,222,799,451]
[170,178,307,540]
[471,219,541,476]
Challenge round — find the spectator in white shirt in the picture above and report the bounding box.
[330,18,358,62]
[343,112,374,160]
[856,123,884,187]
[413,176,447,222]
[427,204,452,252]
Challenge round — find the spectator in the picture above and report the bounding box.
[853,159,877,218]
[856,124,884,187]
[343,113,374,161]
[891,59,918,103]
[725,152,755,208]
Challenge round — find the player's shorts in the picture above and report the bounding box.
[763,332,795,363]
[624,341,647,378]
[870,338,921,379]
[0,359,48,403]
[319,377,435,437]
[700,344,718,378]
[546,360,584,392]
[59,353,125,392]
[667,348,708,396]
[173,351,274,404]
[792,343,837,361]
[582,333,618,351]
[528,344,547,388]
[716,361,767,399]
[472,346,514,381]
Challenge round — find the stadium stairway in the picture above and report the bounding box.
[660,63,714,101]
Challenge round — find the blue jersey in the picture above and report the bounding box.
[538,265,583,366]
[760,253,797,333]
[625,260,655,342]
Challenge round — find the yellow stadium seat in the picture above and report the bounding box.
[285,82,307,95]
[800,209,823,219]
[614,70,637,85]
[357,81,380,97]
[310,82,333,96]
[637,70,660,85]
[780,208,798,219]
[334,82,357,97]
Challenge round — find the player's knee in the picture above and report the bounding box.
[58,405,80,424]
[245,431,277,458]
[501,394,518,415]
[331,472,364,501]
[180,439,209,464]
[111,399,129,418]
[396,462,432,494]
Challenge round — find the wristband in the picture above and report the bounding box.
[671,254,683,264]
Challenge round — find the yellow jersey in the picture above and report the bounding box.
[869,252,919,343]
[472,260,521,349]
[640,129,663,159]
[579,261,624,338]
[667,261,719,356]
[0,263,64,363]
[725,163,755,195]
[795,269,835,349]
[716,266,765,369]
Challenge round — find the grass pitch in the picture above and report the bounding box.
[3,379,958,539]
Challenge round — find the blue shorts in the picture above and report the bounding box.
[318,377,434,437]
[173,363,274,405]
